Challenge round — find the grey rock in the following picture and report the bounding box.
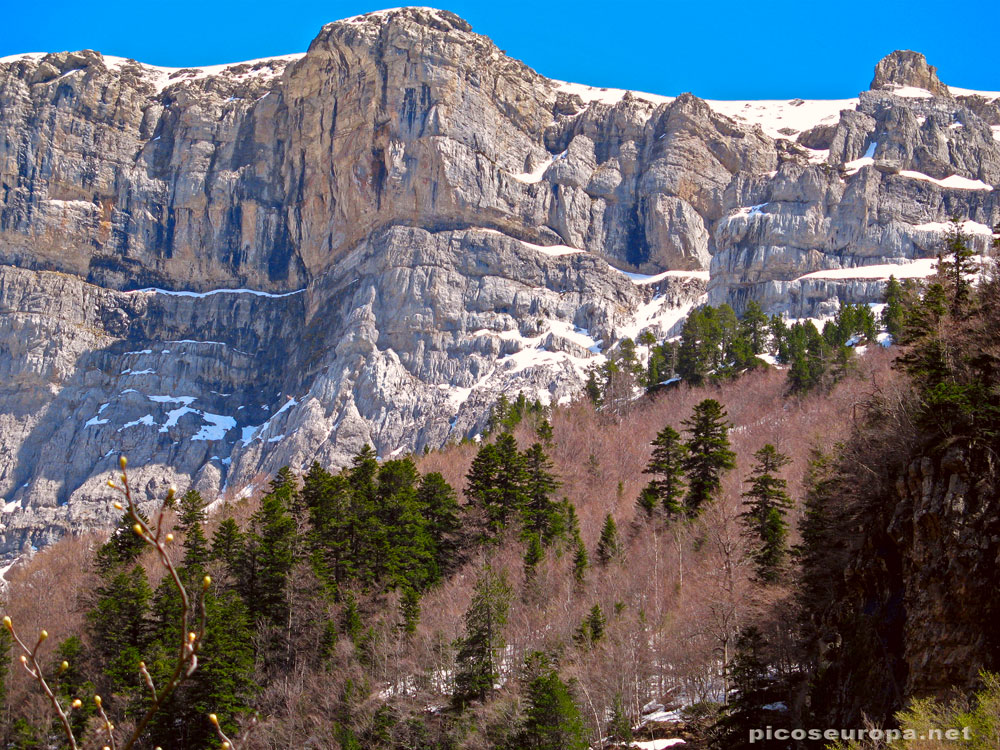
[0,13,997,552]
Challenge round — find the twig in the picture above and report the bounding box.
[210,712,237,749]
[108,456,211,750]
[3,620,78,750]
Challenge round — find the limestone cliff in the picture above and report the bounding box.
[0,10,997,553]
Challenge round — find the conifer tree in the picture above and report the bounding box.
[399,586,421,635]
[516,653,589,750]
[938,216,977,315]
[520,442,563,544]
[739,444,793,583]
[210,517,244,587]
[571,528,589,587]
[453,564,512,707]
[682,399,736,516]
[240,488,297,626]
[87,564,153,696]
[640,424,687,517]
[719,626,784,749]
[523,534,544,584]
[416,472,461,578]
[882,275,904,340]
[607,692,633,744]
[740,300,770,355]
[175,488,206,535]
[596,514,623,565]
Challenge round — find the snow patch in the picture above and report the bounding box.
[898,171,993,191]
[554,80,674,108]
[128,287,305,299]
[706,98,857,140]
[192,413,237,442]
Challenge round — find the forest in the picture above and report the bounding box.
[0,218,998,749]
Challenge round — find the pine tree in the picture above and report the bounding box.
[210,517,244,587]
[87,563,153,696]
[739,444,793,583]
[719,626,784,749]
[240,489,297,626]
[523,534,544,584]
[453,564,513,707]
[596,514,623,565]
[416,472,461,579]
[740,300,770,355]
[607,692,634,744]
[516,653,589,750]
[682,399,736,516]
[937,216,978,316]
[571,528,589,587]
[175,488,206,535]
[520,442,563,544]
[536,418,554,447]
[399,586,421,635]
[882,275,904,341]
[640,424,687,517]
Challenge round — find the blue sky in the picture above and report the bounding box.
[3,0,998,100]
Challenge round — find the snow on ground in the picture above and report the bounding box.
[617,294,703,342]
[554,80,674,107]
[129,286,305,299]
[614,268,710,284]
[884,85,935,98]
[705,98,857,140]
[949,86,1000,100]
[240,397,299,443]
[898,170,993,191]
[630,740,686,749]
[192,413,237,441]
[844,156,874,175]
[911,219,995,236]
[511,150,565,183]
[797,258,939,281]
[0,52,45,63]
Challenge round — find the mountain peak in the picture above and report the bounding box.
[870,50,951,97]
[335,7,473,33]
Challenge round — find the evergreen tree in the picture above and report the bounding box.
[640,424,687,517]
[682,399,736,516]
[607,692,634,744]
[739,444,793,583]
[87,564,153,696]
[416,472,462,579]
[740,300,770,355]
[938,216,978,316]
[520,443,563,544]
[210,517,244,587]
[453,564,512,707]
[882,275,904,340]
[584,367,603,406]
[523,534,544,584]
[51,636,94,738]
[516,653,589,750]
[536,418,554,448]
[399,586,421,635]
[95,512,147,573]
[595,514,623,565]
[571,528,589,587]
[465,434,527,541]
[719,626,784,750]
[240,489,297,626]
[175,488,206,535]
[787,321,829,392]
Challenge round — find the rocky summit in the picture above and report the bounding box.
[0,8,997,555]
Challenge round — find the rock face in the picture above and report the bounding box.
[0,8,998,553]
